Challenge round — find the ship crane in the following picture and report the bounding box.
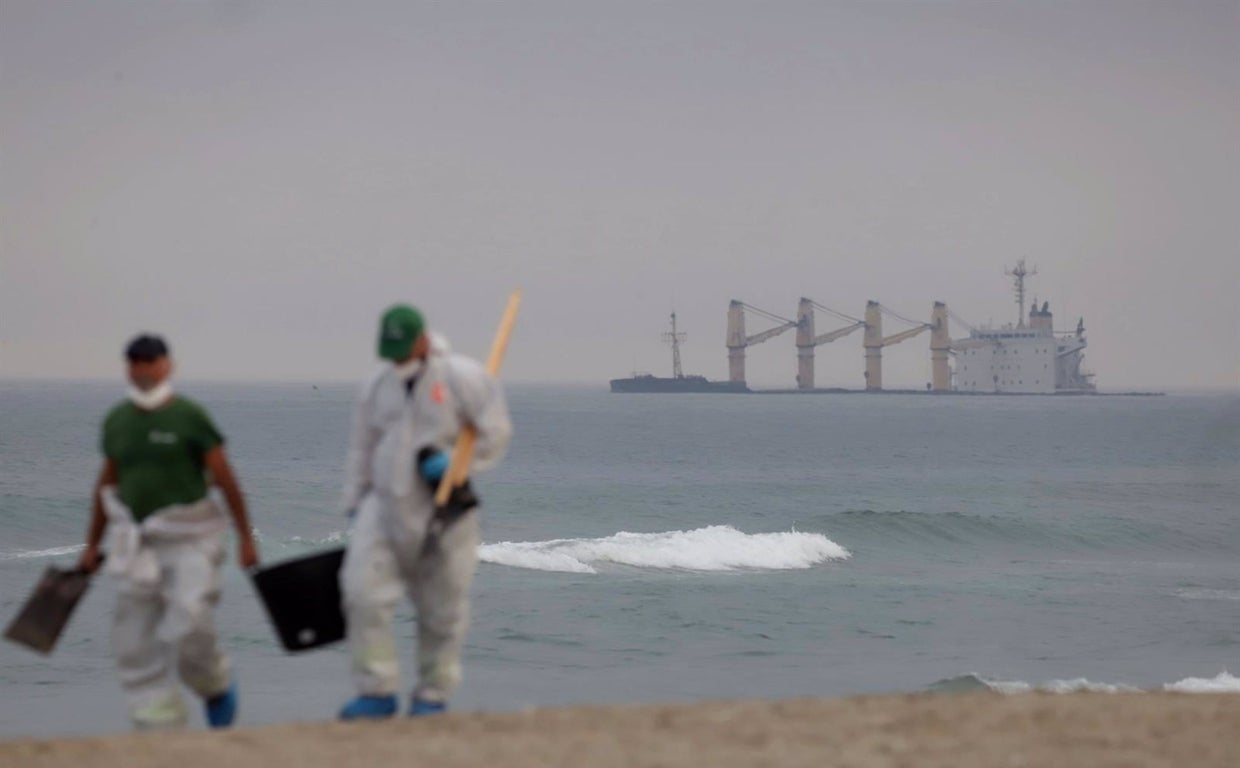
[726,300,798,385]
[863,301,945,391]
[795,298,865,390]
[945,309,988,353]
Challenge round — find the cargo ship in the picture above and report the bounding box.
[609,313,749,393]
[611,263,1107,395]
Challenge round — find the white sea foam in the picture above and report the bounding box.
[0,544,84,561]
[940,671,1239,695]
[991,677,1139,694]
[478,525,851,574]
[1164,671,1240,693]
[285,530,349,547]
[934,674,1139,694]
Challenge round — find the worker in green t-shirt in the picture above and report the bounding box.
[77,334,260,730]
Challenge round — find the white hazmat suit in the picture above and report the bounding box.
[339,334,512,702]
[101,488,231,727]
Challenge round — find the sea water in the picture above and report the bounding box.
[1,381,1237,737]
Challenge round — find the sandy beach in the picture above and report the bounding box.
[3,692,1237,768]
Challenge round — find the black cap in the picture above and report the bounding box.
[125,334,169,362]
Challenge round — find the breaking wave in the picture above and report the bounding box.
[0,531,353,563]
[929,671,1240,694]
[928,673,1138,694]
[478,525,851,574]
[815,509,1233,554]
[1163,671,1240,693]
[282,530,349,548]
[0,544,84,561]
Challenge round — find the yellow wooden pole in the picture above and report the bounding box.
[434,290,522,507]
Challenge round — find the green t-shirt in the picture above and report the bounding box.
[101,396,225,522]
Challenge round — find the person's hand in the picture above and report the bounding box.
[77,544,103,575]
[237,534,260,570]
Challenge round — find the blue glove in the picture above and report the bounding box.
[418,449,450,483]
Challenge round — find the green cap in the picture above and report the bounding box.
[377,304,425,361]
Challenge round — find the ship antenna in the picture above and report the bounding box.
[662,312,687,378]
[1004,259,1037,328]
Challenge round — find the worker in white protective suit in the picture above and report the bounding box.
[77,334,260,730]
[337,304,512,719]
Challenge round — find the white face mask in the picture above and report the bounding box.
[128,380,174,410]
[393,358,423,381]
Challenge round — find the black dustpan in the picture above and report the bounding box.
[251,547,346,652]
[5,564,97,655]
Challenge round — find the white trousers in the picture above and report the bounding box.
[111,533,231,727]
[341,491,480,701]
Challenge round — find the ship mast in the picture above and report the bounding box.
[662,312,686,378]
[1004,259,1036,328]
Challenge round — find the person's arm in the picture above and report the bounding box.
[204,446,259,569]
[447,357,513,473]
[77,459,116,574]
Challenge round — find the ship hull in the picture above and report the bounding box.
[609,376,749,394]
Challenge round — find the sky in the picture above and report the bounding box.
[2,1,1237,390]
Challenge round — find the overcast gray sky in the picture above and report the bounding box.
[3,1,1237,389]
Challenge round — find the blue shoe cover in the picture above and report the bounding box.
[205,684,238,729]
[409,698,447,716]
[339,695,398,721]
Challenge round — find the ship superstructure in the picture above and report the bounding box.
[952,261,1095,393]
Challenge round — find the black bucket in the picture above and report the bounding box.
[251,548,347,652]
[4,566,96,655]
